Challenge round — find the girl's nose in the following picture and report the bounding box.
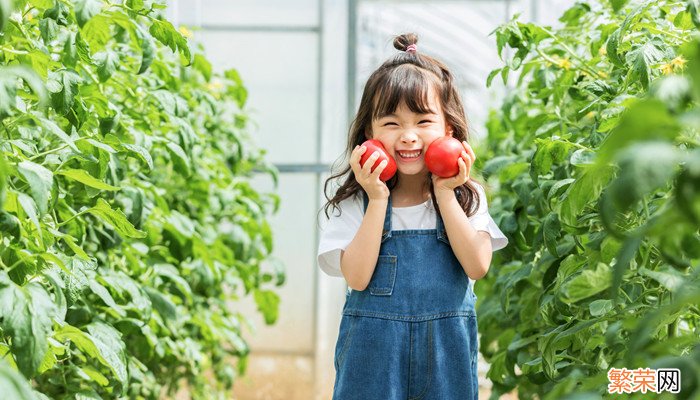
[400,132,418,143]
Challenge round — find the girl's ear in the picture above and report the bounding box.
[446,125,454,136]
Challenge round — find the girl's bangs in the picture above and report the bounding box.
[372,67,440,120]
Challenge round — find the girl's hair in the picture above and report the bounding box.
[322,33,481,219]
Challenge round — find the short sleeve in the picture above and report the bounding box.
[317,195,364,277]
[468,184,509,252]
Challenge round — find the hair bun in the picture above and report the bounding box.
[393,33,418,52]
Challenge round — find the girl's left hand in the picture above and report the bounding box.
[432,141,475,193]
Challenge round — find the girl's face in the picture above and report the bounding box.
[369,90,452,178]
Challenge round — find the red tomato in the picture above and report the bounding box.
[425,136,464,178]
[359,139,397,181]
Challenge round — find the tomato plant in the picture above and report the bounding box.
[0,0,282,399]
[478,1,700,398]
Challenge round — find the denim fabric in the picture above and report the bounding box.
[332,194,479,400]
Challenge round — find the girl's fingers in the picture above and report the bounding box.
[371,159,388,179]
[362,151,380,174]
[458,157,470,182]
[462,141,476,162]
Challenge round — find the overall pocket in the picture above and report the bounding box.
[368,255,397,296]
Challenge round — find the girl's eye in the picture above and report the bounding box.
[383,122,398,126]
[419,120,433,124]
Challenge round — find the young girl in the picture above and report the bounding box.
[317,33,508,399]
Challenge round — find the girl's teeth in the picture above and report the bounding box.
[399,151,420,158]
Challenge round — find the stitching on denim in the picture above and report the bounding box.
[369,255,397,296]
[408,322,414,397]
[410,321,433,400]
[335,316,356,371]
[341,310,475,321]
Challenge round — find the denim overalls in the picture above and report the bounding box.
[333,194,479,400]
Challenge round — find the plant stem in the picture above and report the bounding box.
[29,144,69,161]
[57,209,89,227]
[0,46,29,55]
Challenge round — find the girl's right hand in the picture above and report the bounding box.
[350,145,390,201]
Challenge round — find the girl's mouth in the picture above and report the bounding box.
[396,149,422,163]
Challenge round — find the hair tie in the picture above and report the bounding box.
[405,44,417,53]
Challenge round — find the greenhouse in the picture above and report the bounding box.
[0,0,698,399]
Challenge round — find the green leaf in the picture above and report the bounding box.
[0,66,48,118]
[135,24,156,74]
[120,143,153,170]
[611,235,642,303]
[597,99,679,164]
[224,68,248,108]
[626,40,666,90]
[80,366,109,387]
[93,51,119,82]
[193,54,212,82]
[17,161,53,215]
[0,0,11,33]
[73,0,102,27]
[0,359,38,400]
[47,69,82,115]
[54,324,122,383]
[87,279,125,317]
[166,142,191,176]
[101,271,151,312]
[542,213,561,257]
[56,169,120,191]
[606,28,624,68]
[606,4,649,68]
[39,18,58,43]
[530,138,574,179]
[561,262,612,303]
[36,116,80,152]
[86,322,128,386]
[47,228,90,260]
[687,0,700,29]
[0,211,20,240]
[0,272,57,378]
[609,0,628,13]
[144,286,178,326]
[589,299,613,316]
[42,268,67,322]
[637,267,685,292]
[16,193,41,239]
[43,1,69,25]
[561,164,614,224]
[0,154,6,209]
[253,289,280,325]
[87,198,147,238]
[153,263,193,304]
[486,68,501,88]
[606,142,679,211]
[148,19,191,64]
[81,13,111,51]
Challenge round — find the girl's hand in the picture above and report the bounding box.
[350,145,390,201]
[432,141,475,194]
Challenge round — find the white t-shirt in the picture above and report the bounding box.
[317,184,509,278]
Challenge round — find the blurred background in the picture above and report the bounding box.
[164,1,574,398]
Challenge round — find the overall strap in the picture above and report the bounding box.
[362,192,392,242]
[435,205,449,242]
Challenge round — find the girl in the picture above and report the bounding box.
[317,33,508,399]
